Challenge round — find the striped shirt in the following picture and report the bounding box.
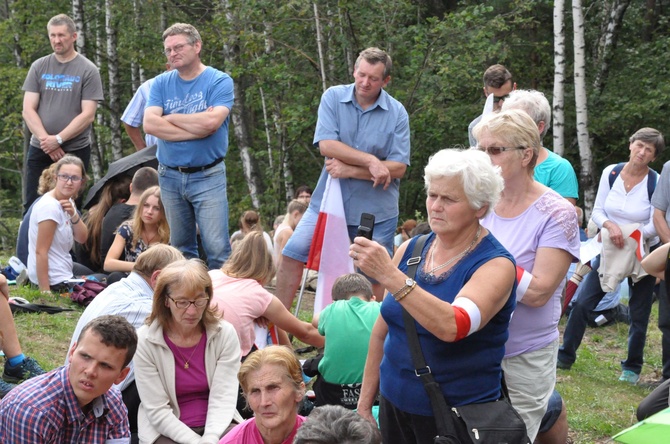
[0,365,130,443]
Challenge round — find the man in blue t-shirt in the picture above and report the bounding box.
[144,23,234,269]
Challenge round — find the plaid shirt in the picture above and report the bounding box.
[0,365,130,443]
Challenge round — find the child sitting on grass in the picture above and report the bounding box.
[310,273,380,409]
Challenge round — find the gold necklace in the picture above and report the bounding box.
[172,339,200,369]
[428,226,482,276]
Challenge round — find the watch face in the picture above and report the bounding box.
[406,278,415,286]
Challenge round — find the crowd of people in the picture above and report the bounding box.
[2,11,670,444]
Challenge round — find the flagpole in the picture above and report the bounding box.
[293,268,310,317]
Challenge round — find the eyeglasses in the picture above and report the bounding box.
[167,295,209,309]
[57,174,83,183]
[477,146,526,156]
[163,43,191,56]
[493,94,510,104]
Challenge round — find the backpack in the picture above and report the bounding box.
[608,162,657,200]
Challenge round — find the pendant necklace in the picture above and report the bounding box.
[428,226,482,276]
[173,342,199,369]
[143,229,158,246]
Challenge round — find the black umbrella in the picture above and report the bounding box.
[83,145,158,209]
[8,297,75,315]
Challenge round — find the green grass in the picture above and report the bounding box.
[4,261,665,443]
[557,308,663,443]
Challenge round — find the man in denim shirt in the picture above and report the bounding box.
[276,47,410,305]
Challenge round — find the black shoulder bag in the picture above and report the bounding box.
[402,235,530,444]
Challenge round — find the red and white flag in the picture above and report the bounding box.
[306,177,355,314]
[629,229,645,261]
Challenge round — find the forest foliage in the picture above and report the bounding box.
[1,0,669,233]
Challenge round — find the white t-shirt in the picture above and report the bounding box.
[27,194,75,285]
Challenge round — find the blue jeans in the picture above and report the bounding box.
[158,162,230,269]
[558,255,656,374]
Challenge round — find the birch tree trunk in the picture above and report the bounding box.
[231,80,261,209]
[221,0,262,209]
[72,0,86,56]
[130,0,142,91]
[73,0,102,180]
[259,87,273,171]
[106,0,123,161]
[552,0,566,156]
[573,0,595,217]
[314,2,327,92]
[593,0,630,94]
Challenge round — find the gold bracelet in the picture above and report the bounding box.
[394,284,416,302]
[392,278,416,300]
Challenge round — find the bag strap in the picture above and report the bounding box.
[401,234,455,438]
[609,162,657,200]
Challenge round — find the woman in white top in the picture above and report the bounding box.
[27,155,90,292]
[558,127,664,385]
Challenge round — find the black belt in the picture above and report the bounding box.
[166,157,223,174]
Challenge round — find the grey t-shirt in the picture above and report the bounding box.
[22,53,103,152]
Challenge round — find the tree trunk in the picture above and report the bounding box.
[314,2,327,92]
[89,0,103,181]
[106,0,123,162]
[232,79,261,209]
[573,0,595,218]
[642,0,657,42]
[221,0,263,209]
[259,87,273,171]
[71,0,86,56]
[593,0,630,94]
[552,0,566,156]
[73,0,102,180]
[339,7,354,76]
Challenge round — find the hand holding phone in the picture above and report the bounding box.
[356,213,375,240]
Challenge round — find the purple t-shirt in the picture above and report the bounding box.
[165,332,209,427]
[481,190,580,357]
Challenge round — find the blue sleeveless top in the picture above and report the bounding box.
[380,232,516,415]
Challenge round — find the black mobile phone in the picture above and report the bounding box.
[356,213,375,240]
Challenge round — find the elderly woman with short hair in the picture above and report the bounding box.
[353,148,518,443]
[559,127,664,384]
[294,404,381,444]
[219,346,306,444]
[474,109,580,441]
[134,259,241,444]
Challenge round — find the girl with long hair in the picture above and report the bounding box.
[104,186,170,276]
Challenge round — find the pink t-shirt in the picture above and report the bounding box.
[218,416,306,444]
[209,270,273,356]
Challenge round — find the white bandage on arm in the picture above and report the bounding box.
[452,297,482,337]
